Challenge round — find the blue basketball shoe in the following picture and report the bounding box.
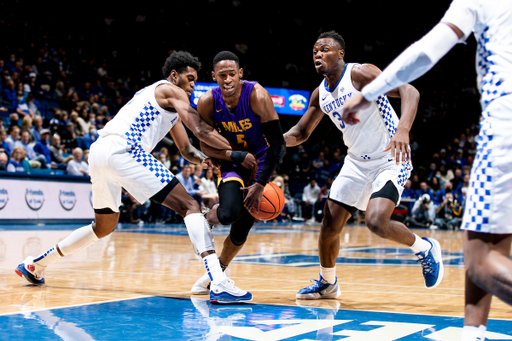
[210,279,252,304]
[415,237,444,289]
[296,275,340,300]
[15,257,45,285]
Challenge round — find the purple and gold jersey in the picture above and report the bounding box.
[212,81,269,186]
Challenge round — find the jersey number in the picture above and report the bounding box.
[236,134,248,149]
[332,111,345,129]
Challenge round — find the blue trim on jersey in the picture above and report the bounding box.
[125,101,174,184]
[323,64,348,93]
[375,95,397,137]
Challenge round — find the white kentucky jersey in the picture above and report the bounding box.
[442,0,512,110]
[319,63,400,160]
[99,80,180,153]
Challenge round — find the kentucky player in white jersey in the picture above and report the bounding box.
[342,1,512,339]
[284,31,444,300]
[15,51,254,304]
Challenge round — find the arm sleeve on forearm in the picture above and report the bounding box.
[362,23,459,101]
[256,120,286,186]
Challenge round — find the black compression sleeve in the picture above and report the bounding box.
[256,119,286,186]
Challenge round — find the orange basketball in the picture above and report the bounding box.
[249,182,286,221]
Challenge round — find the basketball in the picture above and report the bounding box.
[248,182,285,221]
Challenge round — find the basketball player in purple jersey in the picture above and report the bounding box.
[15,51,253,304]
[191,51,286,294]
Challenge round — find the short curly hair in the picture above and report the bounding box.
[317,31,346,51]
[212,51,239,69]
[162,51,201,78]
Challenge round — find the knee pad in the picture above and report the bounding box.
[229,210,255,246]
[184,213,215,255]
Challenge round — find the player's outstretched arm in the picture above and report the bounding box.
[244,84,286,213]
[361,22,463,102]
[342,21,464,126]
[170,118,212,169]
[156,84,232,151]
[283,87,324,147]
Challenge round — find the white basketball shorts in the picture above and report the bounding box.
[462,95,512,234]
[329,154,413,211]
[89,135,175,212]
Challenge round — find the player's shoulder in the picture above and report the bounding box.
[154,81,180,97]
[250,82,271,100]
[197,89,214,116]
[351,63,380,76]
[350,63,382,90]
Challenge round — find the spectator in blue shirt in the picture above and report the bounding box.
[175,164,202,205]
[0,128,11,157]
[454,174,470,202]
[328,151,344,175]
[30,116,44,143]
[34,129,52,166]
[1,80,16,112]
[6,146,25,172]
[80,125,99,151]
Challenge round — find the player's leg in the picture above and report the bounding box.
[365,193,415,246]
[463,266,492,341]
[296,199,353,300]
[15,210,120,285]
[220,208,255,264]
[296,159,366,299]
[191,181,252,294]
[204,181,245,225]
[366,180,443,289]
[156,178,251,303]
[15,139,122,285]
[463,231,512,338]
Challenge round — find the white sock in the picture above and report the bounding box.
[56,224,99,256]
[461,325,486,341]
[320,265,336,284]
[410,234,431,254]
[33,246,62,270]
[203,253,227,284]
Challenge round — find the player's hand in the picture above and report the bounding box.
[341,93,370,125]
[241,153,257,170]
[241,182,265,214]
[384,128,410,165]
[201,158,213,169]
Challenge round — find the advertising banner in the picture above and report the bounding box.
[0,177,94,221]
[190,82,310,116]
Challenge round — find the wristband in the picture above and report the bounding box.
[230,151,248,163]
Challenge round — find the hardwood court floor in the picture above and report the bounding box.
[1,222,511,340]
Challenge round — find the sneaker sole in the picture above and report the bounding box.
[15,267,45,285]
[296,290,341,300]
[426,238,444,289]
[210,297,253,304]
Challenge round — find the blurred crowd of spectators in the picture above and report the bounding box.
[0,1,482,226]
